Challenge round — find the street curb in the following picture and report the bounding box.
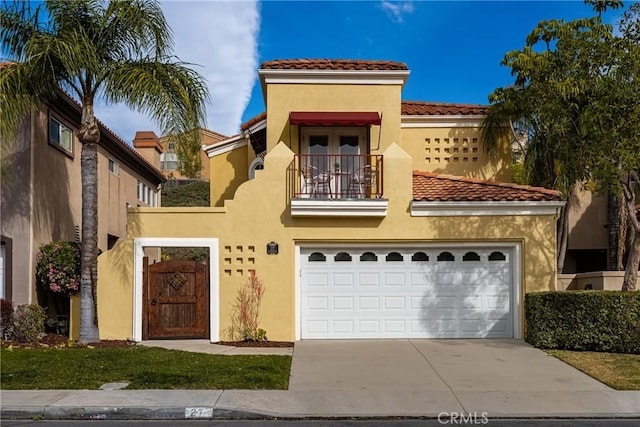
[3,407,640,421]
[2,407,274,421]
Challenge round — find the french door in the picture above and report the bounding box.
[300,128,367,197]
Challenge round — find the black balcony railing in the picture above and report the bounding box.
[292,154,383,199]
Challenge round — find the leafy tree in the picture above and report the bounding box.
[482,4,640,289]
[584,0,624,17]
[0,0,209,341]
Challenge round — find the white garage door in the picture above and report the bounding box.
[300,247,514,339]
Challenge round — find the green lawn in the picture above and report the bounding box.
[0,346,291,390]
[547,350,640,390]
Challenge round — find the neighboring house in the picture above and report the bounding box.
[0,90,165,306]
[133,128,228,184]
[564,190,609,274]
[97,59,563,343]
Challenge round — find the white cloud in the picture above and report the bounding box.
[380,1,414,24]
[94,0,260,143]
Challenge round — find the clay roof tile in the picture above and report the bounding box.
[412,171,562,202]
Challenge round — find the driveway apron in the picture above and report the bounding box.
[288,339,612,392]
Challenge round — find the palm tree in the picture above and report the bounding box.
[1,0,209,341]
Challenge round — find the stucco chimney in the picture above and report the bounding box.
[133,131,162,169]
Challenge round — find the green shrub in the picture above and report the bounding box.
[161,180,210,207]
[12,304,47,343]
[525,291,640,354]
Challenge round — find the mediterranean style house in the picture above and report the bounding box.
[133,128,228,184]
[96,59,565,342]
[0,90,165,306]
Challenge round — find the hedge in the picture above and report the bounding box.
[525,291,640,354]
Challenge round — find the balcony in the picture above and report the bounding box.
[290,154,387,217]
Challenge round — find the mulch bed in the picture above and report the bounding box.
[1,333,134,349]
[2,334,294,349]
[217,341,294,348]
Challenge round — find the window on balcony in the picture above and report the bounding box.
[297,127,382,199]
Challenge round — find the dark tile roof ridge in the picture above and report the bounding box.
[241,111,267,131]
[402,100,488,109]
[260,58,408,71]
[412,171,562,199]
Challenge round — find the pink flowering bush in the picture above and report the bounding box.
[36,241,81,296]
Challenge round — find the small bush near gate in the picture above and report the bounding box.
[1,299,14,339]
[11,304,47,344]
[525,291,640,354]
[228,270,266,342]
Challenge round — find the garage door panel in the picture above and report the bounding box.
[359,320,381,333]
[307,296,329,310]
[359,273,380,286]
[383,272,405,286]
[333,296,355,310]
[301,247,514,339]
[332,273,355,287]
[409,272,431,286]
[334,320,355,334]
[383,319,406,333]
[306,272,329,287]
[358,296,380,310]
[384,296,406,310]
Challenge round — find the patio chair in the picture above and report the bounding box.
[347,165,375,198]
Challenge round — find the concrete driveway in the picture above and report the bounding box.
[289,339,611,392]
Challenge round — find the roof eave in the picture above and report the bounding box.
[410,200,565,217]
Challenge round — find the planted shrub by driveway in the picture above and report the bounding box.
[526,291,640,353]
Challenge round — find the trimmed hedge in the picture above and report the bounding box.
[525,291,640,354]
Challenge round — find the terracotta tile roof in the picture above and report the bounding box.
[261,59,408,71]
[241,112,267,131]
[402,101,487,116]
[413,172,562,202]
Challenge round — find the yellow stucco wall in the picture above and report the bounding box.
[97,142,558,341]
[209,145,249,207]
[399,127,511,182]
[265,84,402,154]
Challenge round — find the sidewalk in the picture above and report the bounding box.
[2,389,640,420]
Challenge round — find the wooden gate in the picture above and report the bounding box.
[143,258,209,339]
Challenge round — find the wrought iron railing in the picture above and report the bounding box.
[292,154,383,199]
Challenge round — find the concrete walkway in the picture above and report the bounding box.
[2,339,639,420]
[138,339,293,356]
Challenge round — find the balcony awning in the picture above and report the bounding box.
[289,112,381,126]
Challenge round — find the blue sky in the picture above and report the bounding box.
[10,1,624,142]
[243,0,622,124]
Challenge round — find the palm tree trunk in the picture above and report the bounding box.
[79,101,100,342]
[621,178,639,291]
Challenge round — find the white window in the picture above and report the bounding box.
[108,158,119,176]
[137,181,157,206]
[49,116,73,153]
[248,158,264,179]
[160,152,180,171]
